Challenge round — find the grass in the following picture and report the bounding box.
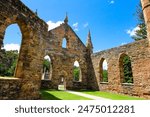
[41,89,145,100]
[78,90,145,100]
[40,90,91,100]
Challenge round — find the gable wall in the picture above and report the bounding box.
[42,23,89,90]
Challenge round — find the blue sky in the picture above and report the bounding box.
[3,0,140,52]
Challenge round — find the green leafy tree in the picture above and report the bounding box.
[73,66,80,81]
[43,59,50,72]
[132,3,147,41]
[102,70,108,82]
[103,70,108,82]
[123,56,133,83]
[0,49,18,76]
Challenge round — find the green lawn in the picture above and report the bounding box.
[78,90,145,100]
[40,90,91,100]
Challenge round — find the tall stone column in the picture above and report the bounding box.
[141,0,150,43]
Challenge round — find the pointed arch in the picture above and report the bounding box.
[62,38,67,48]
[99,58,108,82]
[73,60,82,82]
[0,16,34,78]
[58,70,67,90]
[119,53,133,84]
[42,55,52,80]
[0,23,22,77]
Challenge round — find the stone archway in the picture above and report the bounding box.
[0,16,32,79]
[0,14,46,99]
[119,53,133,84]
[99,58,108,83]
[0,23,21,77]
[73,60,82,82]
[58,70,68,90]
[42,55,53,80]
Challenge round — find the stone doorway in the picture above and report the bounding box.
[42,55,52,80]
[58,75,66,90]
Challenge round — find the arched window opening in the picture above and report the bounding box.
[100,58,108,82]
[73,61,82,82]
[119,54,133,84]
[42,55,52,80]
[0,24,22,77]
[62,38,67,48]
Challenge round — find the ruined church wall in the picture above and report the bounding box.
[91,39,150,98]
[0,0,48,99]
[0,78,21,99]
[41,23,89,90]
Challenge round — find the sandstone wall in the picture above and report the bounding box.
[0,78,21,99]
[42,23,90,90]
[1,0,150,100]
[0,0,48,99]
[91,39,150,98]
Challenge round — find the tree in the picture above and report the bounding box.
[73,66,80,81]
[43,59,50,72]
[123,56,133,83]
[0,49,18,76]
[132,3,147,41]
[102,70,108,82]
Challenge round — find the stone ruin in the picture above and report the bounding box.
[0,0,150,99]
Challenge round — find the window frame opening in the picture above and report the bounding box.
[0,23,22,78]
[119,54,134,85]
[99,58,108,83]
[42,55,52,80]
[62,38,68,48]
[73,60,82,82]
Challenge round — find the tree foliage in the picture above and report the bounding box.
[123,56,133,83]
[43,59,51,72]
[73,66,80,81]
[102,70,108,82]
[0,49,18,76]
[132,3,147,41]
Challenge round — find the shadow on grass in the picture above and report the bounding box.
[41,90,61,100]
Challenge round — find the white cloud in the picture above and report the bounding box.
[83,23,89,28]
[72,22,79,31]
[103,60,108,70]
[3,43,20,52]
[74,61,79,67]
[47,20,63,31]
[109,0,115,4]
[126,26,140,37]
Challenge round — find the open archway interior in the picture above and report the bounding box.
[100,58,108,82]
[42,55,52,80]
[119,54,133,84]
[73,60,82,82]
[102,59,108,82]
[58,75,66,90]
[0,24,22,77]
[62,38,67,48]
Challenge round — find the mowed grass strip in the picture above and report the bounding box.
[78,90,145,100]
[41,90,91,100]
